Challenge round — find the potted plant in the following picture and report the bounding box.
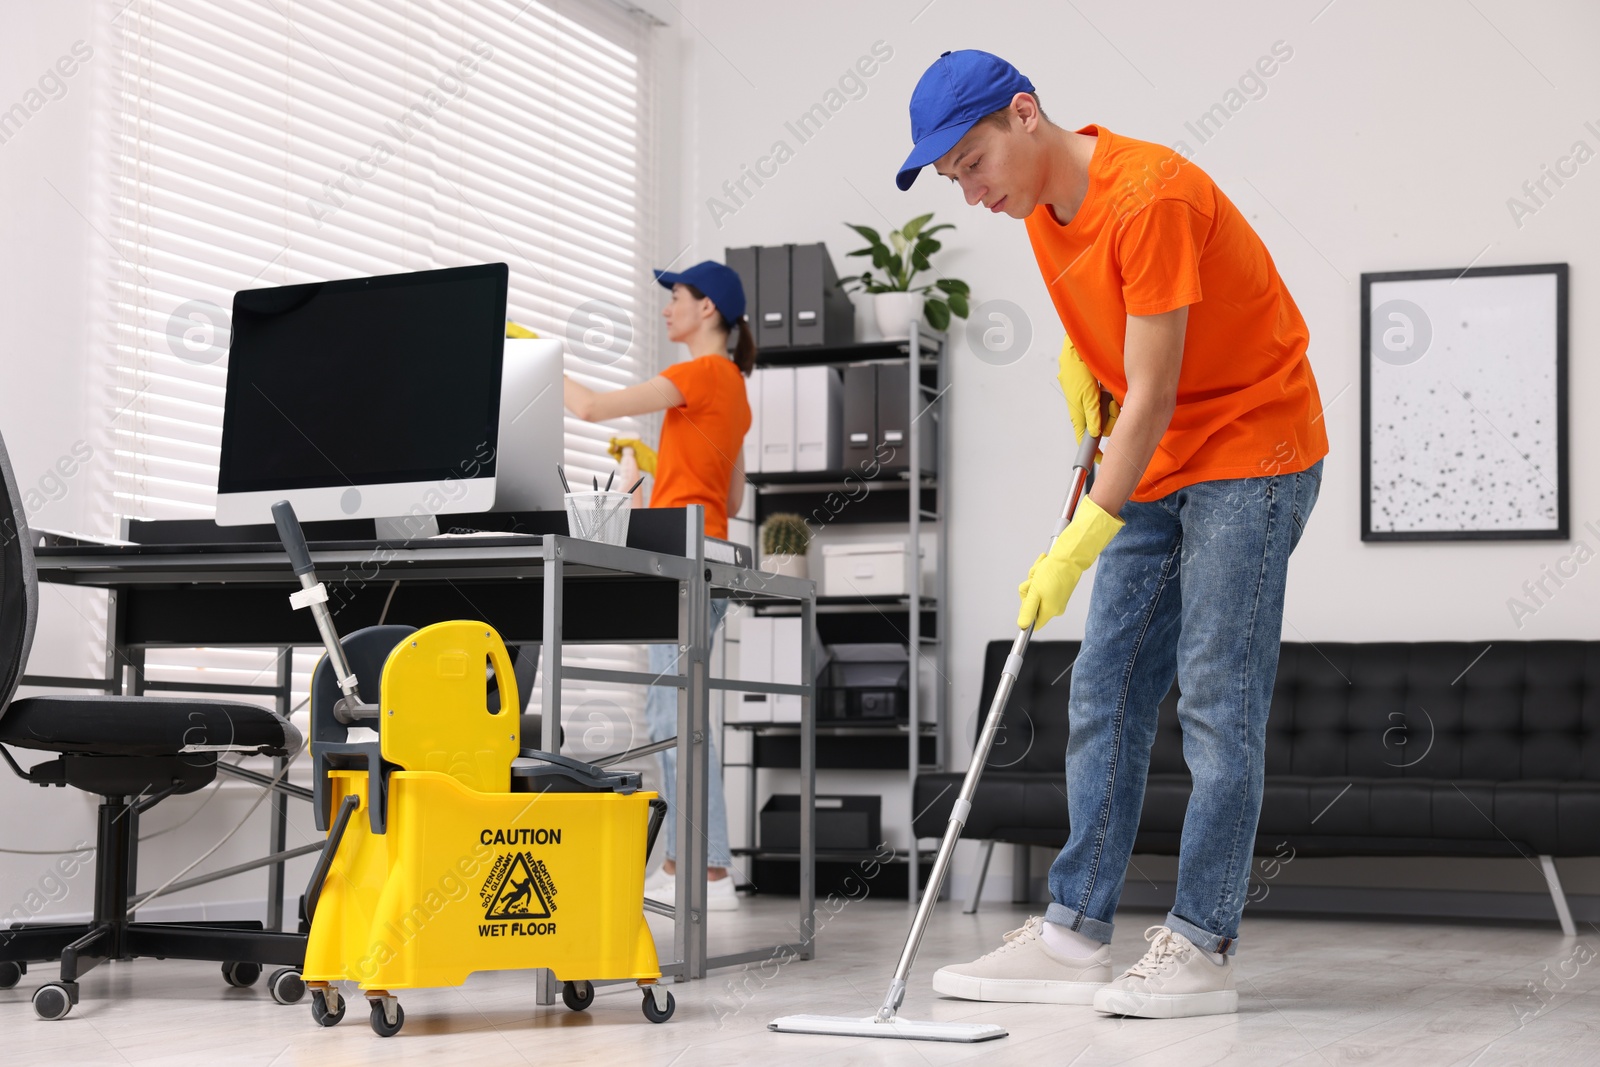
[840,214,971,340]
[760,513,811,579]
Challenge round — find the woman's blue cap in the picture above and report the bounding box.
[654,260,746,323]
[897,50,1035,191]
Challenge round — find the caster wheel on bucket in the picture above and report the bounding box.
[562,980,594,1012]
[310,988,345,1027]
[269,968,306,1005]
[369,997,405,1037]
[221,961,261,988]
[641,987,675,1024]
[33,983,75,1021]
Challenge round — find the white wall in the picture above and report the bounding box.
[0,0,111,922]
[670,0,1600,902]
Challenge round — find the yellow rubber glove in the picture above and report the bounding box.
[1017,496,1124,630]
[1058,337,1119,461]
[607,436,657,475]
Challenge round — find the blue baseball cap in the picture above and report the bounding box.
[654,260,746,323]
[896,50,1036,191]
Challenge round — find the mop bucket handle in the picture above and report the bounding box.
[645,798,668,862]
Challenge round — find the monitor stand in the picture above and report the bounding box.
[374,514,439,541]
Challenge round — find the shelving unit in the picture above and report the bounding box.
[732,321,948,902]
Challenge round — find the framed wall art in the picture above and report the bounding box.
[1361,263,1568,541]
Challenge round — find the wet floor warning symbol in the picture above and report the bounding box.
[481,851,555,921]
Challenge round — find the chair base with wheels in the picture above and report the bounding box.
[0,733,308,1019]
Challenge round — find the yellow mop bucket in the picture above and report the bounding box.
[295,619,671,1037]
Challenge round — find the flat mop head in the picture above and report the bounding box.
[769,1014,1007,1043]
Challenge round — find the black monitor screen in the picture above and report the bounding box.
[217,263,509,494]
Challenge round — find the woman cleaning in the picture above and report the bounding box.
[563,259,755,911]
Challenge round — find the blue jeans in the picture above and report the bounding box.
[645,598,731,867]
[1044,460,1323,955]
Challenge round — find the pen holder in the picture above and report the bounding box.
[564,491,632,546]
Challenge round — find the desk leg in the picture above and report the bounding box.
[126,646,146,696]
[537,546,563,1006]
[266,646,292,931]
[799,594,816,960]
[540,550,563,753]
[536,967,559,1008]
[104,589,124,693]
[675,577,710,979]
[125,646,146,909]
[679,515,711,980]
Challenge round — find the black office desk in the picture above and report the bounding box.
[26,506,817,986]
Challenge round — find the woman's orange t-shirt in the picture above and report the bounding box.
[1026,125,1329,501]
[651,354,751,539]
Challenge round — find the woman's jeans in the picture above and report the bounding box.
[1044,460,1323,955]
[645,598,731,868]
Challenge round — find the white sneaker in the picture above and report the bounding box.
[1092,925,1238,1019]
[643,871,741,911]
[931,916,1112,1004]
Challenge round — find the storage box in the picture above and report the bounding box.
[759,794,881,852]
[820,541,926,598]
[819,643,908,723]
[770,615,803,723]
[730,614,806,723]
[730,615,773,723]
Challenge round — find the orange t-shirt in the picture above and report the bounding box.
[1026,124,1328,501]
[652,354,751,539]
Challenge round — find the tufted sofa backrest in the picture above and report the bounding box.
[976,641,1600,782]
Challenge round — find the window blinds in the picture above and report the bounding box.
[99,0,660,750]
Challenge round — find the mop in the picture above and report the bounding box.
[771,432,1101,1043]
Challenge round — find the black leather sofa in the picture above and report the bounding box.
[912,640,1600,931]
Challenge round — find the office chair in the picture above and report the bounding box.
[0,429,307,1020]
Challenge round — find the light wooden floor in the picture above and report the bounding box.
[4,899,1596,1065]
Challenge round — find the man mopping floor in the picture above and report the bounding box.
[897,50,1328,1019]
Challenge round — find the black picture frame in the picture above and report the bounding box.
[1360,262,1568,542]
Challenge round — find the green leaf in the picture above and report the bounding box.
[947,292,970,318]
[919,223,954,238]
[901,213,935,240]
[847,223,882,245]
[845,248,875,257]
[934,277,970,295]
[913,237,942,261]
[923,298,951,331]
[886,253,904,286]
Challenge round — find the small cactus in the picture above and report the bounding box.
[761,513,811,558]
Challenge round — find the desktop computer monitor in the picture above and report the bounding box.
[216,262,549,529]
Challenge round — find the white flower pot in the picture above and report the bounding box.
[760,552,809,580]
[873,292,924,341]
[853,294,875,342]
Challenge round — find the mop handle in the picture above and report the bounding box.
[272,499,361,705]
[876,432,1100,1023]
